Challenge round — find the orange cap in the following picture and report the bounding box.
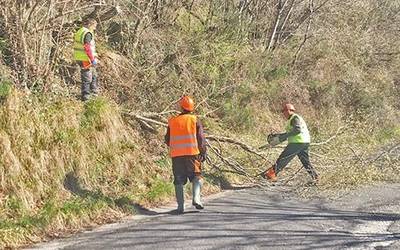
[179,95,195,112]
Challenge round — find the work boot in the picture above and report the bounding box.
[192,177,204,210]
[174,184,184,214]
[264,167,277,182]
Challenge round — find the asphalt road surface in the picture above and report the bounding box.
[29,184,400,250]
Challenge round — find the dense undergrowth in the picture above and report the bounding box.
[0,0,399,248]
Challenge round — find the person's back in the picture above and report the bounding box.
[168,113,200,158]
[165,96,207,214]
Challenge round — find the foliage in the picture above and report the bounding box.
[81,97,110,130]
[142,178,174,204]
[0,80,11,99]
[0,0,399,247]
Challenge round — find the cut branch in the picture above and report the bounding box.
[122,110,347,184]
[206,135,269,160]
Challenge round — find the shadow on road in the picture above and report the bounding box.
[57,187,400,250]
[60,173,400,250]
[63,172,225,216]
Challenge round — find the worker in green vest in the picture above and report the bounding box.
[73,18,99,101]
[262,103,319,183]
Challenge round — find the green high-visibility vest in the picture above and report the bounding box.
[286,114,310,143]
[73,27,96,62]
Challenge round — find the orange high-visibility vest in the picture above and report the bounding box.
[168,114,200,157]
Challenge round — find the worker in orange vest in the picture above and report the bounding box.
[165,96,207,214]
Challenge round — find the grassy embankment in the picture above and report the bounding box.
[0,1,400,248]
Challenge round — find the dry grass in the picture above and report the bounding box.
[0,90,184,248]
[0,0,399,248]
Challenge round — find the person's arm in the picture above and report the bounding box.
[164,127,170,146]
[196,119,207,156]
[83,33,96,63]
[278,116,301,142]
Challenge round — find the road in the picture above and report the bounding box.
[29,184,400,250]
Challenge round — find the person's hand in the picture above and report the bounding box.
[198,153,207,162]
[267,133,276,143]
[91,59,99,66]
[267,134,280,146]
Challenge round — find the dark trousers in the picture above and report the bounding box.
[172,155,202,185]
[80,65,98,101]
[274,143,318,180]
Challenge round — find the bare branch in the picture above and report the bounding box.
[291,0,314,66]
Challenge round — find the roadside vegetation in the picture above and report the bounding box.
[0,0,399,248]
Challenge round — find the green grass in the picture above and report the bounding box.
[81,97,110,130]
[0,38,7,53]
[0,197,117,249]
[264,66,288,81]
[54,128,78,145]
[0,80,11,99]
[1,1,400,247]
[154,157,171,169]
[142,178,174,204]
[374,125,400,144]
[0,94,175,248]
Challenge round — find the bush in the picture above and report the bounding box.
[143,178,174,204]
[0,38,7,54]
[0,80,12,100]
[81,97,109,130]
[221,97,254,130]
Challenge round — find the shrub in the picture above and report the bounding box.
[81,97,109,130]
[0,80,12,100]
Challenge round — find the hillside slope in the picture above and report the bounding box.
[0,0,399,248]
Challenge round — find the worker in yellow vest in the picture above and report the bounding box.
[165,96,207,214]
[262,103,319,183]
[73,18,99,101]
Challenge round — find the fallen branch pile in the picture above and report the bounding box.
[123,110,271,179]
[123,110,400,189]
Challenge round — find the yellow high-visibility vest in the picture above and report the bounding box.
[286,114,311,143]
[73,27,96,62]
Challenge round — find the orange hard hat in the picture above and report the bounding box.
[179,95,195,111]
[282,103,295,112]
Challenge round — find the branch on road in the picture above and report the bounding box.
[122,110,347,186]
[122,110,274,180]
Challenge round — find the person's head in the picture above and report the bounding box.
[83,18,97,31]
[282,103,295,119]
[178,95,195,113]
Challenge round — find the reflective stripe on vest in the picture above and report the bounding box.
[286,114,311,143]
[168,114,200,157]
[73,27,96,62]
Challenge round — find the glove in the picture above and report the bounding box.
[267,133,281,146]
[198,153,207,162]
